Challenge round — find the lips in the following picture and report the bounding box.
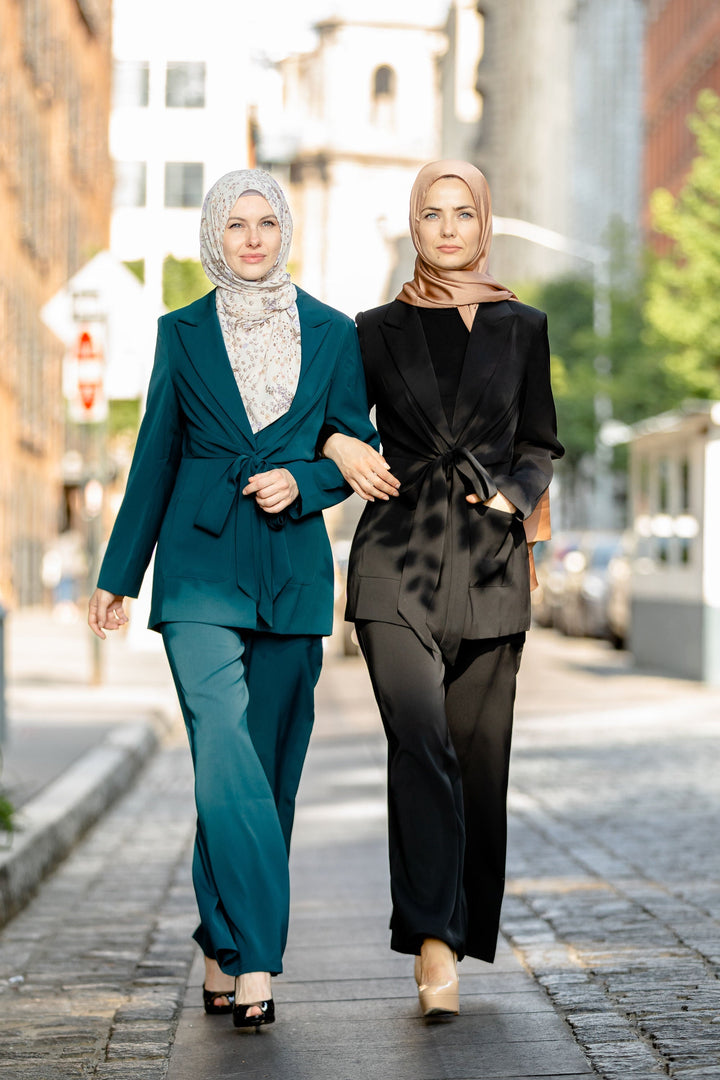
[437,246,461,253]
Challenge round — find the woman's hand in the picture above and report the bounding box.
[467,491,517,514]
[88,589,128,640]
[243,468,299,514]
[322,433,400,502]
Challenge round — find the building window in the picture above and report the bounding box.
[165,162,204,207]
[166,62,206,108]
[371,65,397,129]
[114,161,147,208]
[113,61,149,107]
[373,65,396,99]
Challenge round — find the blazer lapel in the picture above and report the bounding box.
[380,301,453,445]
[175,290,255,442]
[452,300,517,440]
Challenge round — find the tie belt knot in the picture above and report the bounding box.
[438,447,463,479]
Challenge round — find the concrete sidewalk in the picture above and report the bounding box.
[2,606,177,807]
[0,606,177,925]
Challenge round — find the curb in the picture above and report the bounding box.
[0,722,159,928]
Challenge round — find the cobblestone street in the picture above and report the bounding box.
[0,617,719,1078]
[506,632,720,1079]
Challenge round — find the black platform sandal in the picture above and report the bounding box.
[203,985,235,1015]
[232,998,275,1029]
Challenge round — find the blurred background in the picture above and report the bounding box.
[1,0,720,690]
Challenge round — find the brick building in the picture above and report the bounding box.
[0,0,112,605]
[643,0,720,235]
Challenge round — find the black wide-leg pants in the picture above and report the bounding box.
[356,620,524,963]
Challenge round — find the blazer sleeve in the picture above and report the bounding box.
[494,314,564,519]
[97,320,184,597]
[288,320,379,519]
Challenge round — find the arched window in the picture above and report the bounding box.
[373,65,396,100]
[371,65,397,128]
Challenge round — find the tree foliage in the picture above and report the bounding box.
[0,752,13,837]
[646,88,720,398]
[522,220,688,481]
[522,276,597,473]
[163,256,211,312]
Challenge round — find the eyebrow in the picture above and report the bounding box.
[226,213,279,222]
[422,204,475,212]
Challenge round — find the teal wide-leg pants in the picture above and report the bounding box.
[161,623,323,976]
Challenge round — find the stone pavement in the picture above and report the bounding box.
[504,632,720,1080]
[0,615,719,1078]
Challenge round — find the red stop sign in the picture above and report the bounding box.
[76,330,103,410]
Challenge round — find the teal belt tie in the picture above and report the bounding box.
[193,453,292,628]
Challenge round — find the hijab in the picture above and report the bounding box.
[396,159,516,331]
[199,169,301,433]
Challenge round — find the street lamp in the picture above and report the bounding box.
[492,216,614,528]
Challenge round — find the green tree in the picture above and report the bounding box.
[522,276,597,475]
[163,256,211,311]
[646,88,720,398]
[524,257,680,501]
[0,752,13,837]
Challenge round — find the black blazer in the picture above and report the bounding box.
[345,299,564,661]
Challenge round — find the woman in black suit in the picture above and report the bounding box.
[323,160,563,1016]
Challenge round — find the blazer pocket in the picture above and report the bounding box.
[160,497,231,582]
[350,503,409,580]
[467,504,518,587]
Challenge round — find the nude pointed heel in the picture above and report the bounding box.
[414,940,459,1017]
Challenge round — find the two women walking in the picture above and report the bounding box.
[89,160,562,1026]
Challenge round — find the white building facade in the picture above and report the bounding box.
[110,0,253,365]
[263,6,448,315]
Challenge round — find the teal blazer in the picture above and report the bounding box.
[98,287,377,635]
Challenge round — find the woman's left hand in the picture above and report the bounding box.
[467,491,517,514]
[243,468,299,514]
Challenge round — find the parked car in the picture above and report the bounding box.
[531,533,582,629]
[605,533,655,650]
[556,531,624,640]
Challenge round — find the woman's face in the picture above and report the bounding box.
[415,177,481,271]
[222,194,283,280]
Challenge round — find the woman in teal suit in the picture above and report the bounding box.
[88,170,376,1028]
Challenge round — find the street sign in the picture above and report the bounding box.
[76,330,103,412]
[66,324,108,423]
[41,250,163,401]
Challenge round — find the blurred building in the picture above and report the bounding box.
[643,0,720,241]
[440,0,487,164]
[627,401,720,683]
[262,4,447,314]
[0,0,113,606]
[571,0,644,258]
[475,0,645,287]
[110,0,254,332]
[473,0,576,285]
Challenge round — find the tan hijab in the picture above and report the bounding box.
[397,159,516,330]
